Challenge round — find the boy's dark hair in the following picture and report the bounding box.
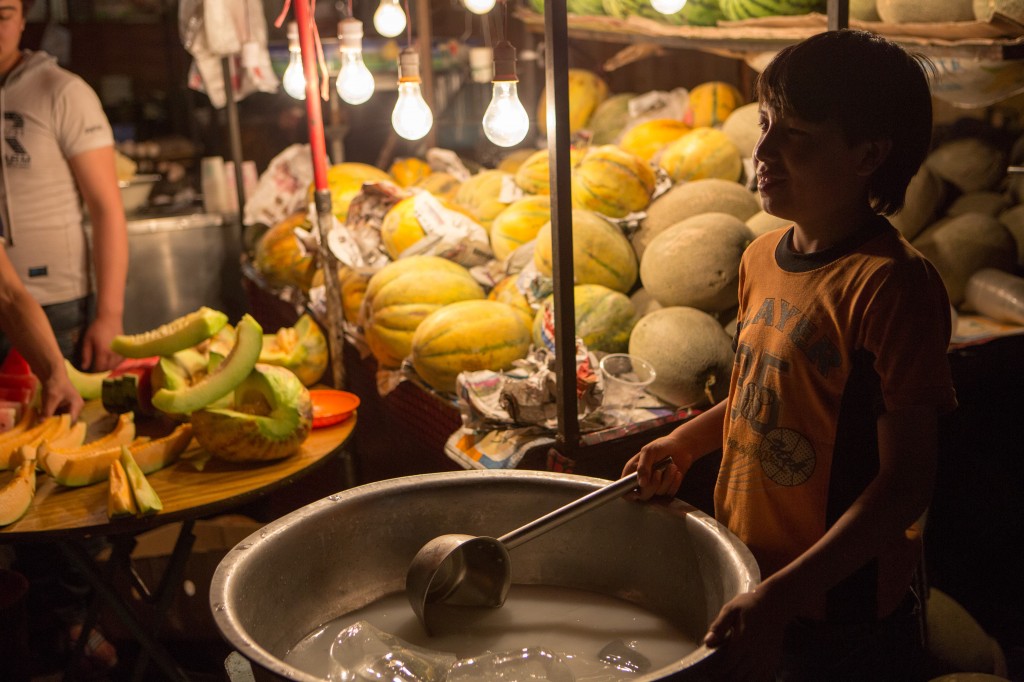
[22,0,35,14]
[755,29,933,216]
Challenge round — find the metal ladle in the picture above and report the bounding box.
[405,457,672,633]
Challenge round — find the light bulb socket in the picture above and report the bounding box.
[398,47,421,82]
[338,18,364,49]
[492,41,518,82]
[287,21,299,43]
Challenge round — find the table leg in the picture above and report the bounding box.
[59,538,192,682]
[130,519,197,682]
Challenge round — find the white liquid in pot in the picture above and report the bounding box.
[284,584,699,680]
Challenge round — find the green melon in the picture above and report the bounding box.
[629,306,734,408]
[926,138,1006,194]
[635,178,759,259]
[640,212,754,313]
[533,284,638,354]
[587,93,636,145]
[912,212,1017,306]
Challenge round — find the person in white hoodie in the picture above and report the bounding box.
[0,0,127,373]
[1,2,123,674]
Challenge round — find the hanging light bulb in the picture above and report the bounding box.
[282,21,307,100]
[373,0,407,38]
[650,0,687,14]
[463,0,497,14]
[482,41,529,147]
[391,47,433,141]
[336,19,375,105]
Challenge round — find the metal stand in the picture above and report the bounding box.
[60,520,198,682]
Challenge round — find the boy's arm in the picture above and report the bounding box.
[704,405,937,679]
[623,399,728,499]
[70,145,128,371]
[0,244,84,420]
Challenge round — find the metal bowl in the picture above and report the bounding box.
[211,470,759,681]
[118,174,161,214]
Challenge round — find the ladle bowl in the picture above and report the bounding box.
[406,460,671,633]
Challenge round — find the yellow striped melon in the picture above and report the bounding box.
[453,169,514,230]
[533,284,638,354]
[388,157,432,187]
[629,306,734,408]
[412,171,462,201]
[363,256,485,368]
[380,195,477,259]
[659,127,743,183]
[411,300,532,394]
[310,162,394,222]
[255,212,318,292]
[534,209,638,293]
[619,119,691,163]
[487,275,535,324]
[490,195,552,262]
[496,148,537,174]
[513,148,586,195]
[570,145,656,219]
[683,81,745,129]
[536,68,610,136]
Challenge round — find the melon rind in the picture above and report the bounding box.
[150,314,263,415]
[112,307,229,359]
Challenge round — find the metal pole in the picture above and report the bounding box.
[544,0,579,453]
[293,0,346,389]
[827,0,849,30]
[221,57,248,218]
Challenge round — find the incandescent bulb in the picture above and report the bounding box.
[392,81,433,140]
[463,0,496,14]
[482,81,529,147]
[650,0,687,14]
[282,22,306,100]
[336,19,374,105]
[373,0,407,38]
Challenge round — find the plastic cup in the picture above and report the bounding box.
[599,353,656,409]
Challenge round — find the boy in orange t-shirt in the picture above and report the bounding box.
[625,29,956,681]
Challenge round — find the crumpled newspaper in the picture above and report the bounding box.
[179,0,279,108]
[328,181,408,270]
[456,342,603,431]
[242,143,314,227]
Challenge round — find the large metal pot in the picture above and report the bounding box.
[211,470,759,681]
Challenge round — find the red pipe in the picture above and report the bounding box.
[292,0,329,192]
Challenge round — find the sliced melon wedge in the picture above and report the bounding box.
[0,458,37,526]
[0,414,72,470]
[127,423,193,474]
[107,459,138,519]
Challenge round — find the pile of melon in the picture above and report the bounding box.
[0,307,331,527]
[248,70,1024,418]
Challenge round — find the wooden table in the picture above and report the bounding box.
[0,402,357,680]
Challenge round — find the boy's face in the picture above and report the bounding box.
[0,0,25,75]
[753,106,878,227]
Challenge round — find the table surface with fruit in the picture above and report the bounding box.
[0,307,354,540]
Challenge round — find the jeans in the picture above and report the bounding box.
[0,295,92,366]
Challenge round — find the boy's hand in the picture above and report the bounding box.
[703,584,792,681]
[621,436,685,500]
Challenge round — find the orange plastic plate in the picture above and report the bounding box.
[310,390,360,428]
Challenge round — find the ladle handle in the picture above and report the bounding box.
[498,457,673,550]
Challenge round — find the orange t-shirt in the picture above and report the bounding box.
[717,219,957,622]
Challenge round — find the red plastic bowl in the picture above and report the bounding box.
[310,390,360,428]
